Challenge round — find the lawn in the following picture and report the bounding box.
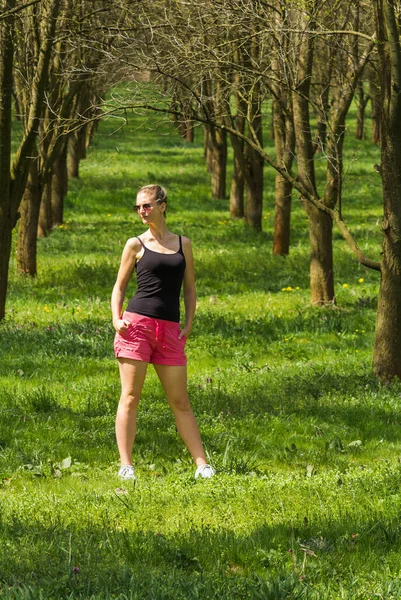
[1,105,401,599]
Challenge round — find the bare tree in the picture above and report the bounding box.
[371,0,401,378]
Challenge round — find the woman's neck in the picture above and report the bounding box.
[148,221,169,241]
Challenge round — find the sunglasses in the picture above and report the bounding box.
[133,203,154,213]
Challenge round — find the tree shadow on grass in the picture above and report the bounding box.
[1,492,401,599]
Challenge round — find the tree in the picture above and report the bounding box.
[0,0,59,314]
[372,0,401,378]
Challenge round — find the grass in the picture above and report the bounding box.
[1,103,401,599]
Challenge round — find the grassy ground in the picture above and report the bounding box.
[1,107,401,599]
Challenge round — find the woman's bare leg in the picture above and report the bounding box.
[154,364,207,466]
[116,358,148,465]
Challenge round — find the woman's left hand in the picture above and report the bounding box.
[178,326,191,340]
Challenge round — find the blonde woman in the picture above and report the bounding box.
[111,185,214,481]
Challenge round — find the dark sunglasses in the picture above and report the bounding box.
[133,203,154,213]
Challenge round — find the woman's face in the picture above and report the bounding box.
[134,191,165,223]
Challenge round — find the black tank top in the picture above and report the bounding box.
[126,236,186,322]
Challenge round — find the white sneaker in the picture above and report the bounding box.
[118,465,136,481]
[195,464,215,479]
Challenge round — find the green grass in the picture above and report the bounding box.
[2,105,401,599]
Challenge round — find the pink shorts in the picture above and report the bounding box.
[114,312,187,366]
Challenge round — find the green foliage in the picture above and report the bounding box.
[2,107,400,599]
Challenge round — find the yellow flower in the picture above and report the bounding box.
[342,283,348,288]
[358,278,364,283]
[296,287,300,290]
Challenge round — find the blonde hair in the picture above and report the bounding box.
[138,184,167,204]
[137,185,167,217]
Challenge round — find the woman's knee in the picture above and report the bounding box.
[119,392,140,411]
[169,395,192,414]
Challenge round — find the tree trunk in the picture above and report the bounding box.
[244,38,263,230]
[273,176,292,255]
[203,126,213,172]
[230,126,245,218]
[244,142,263,230]
[67,127,86,178]
[307,204,335,304]
[355,80,368,140]
[17,157,41,276]
[0,0,15,320]
[38,179,52,237]
[210,126,227,200]
[291,12,335,304]
[51,145,68,226]
[185,123,194,143]
[272,98,295,255]
[372,0,401,378]
[370,79,381,145]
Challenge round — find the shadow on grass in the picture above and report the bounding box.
[1,500,401,599]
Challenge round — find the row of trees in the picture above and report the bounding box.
[106,0,401,378]
[0,0,123,317]
[1,0,401,379]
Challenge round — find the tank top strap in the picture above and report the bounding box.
[136,236,146,249]
[178,235,183,254]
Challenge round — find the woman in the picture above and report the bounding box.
[111,184,215,481]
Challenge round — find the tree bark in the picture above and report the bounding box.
[17,155,41,275]
[356,80,369,140]
[203,126,213,173]
[272,99,295,255]
[210,125,227,200]
[291,12,335,304]
[51,143,68,226]
[244,139,263,230]
[372,0,401,378]
[370,76,381,144]
[67,127,86,178]
[229,116,245,219]
[38,179,52,237]
[0,0,15,320]
[308,204,335,304]
[244,38,264,230]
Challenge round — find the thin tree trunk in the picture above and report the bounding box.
[273,176,293,255]
[51,144,68,226]
[0,0,14,320]
[230,116,245,218]
[372,0,401,378]
[185,123,194,143]
[67,126,86,178]
[210,125,227,200]
[272,99,295,255]
[203,126,213,172]
[17,155,41,275]
[292,12,335,304]
[244,38,263,230]
[245,141,263,230]
[308,205,335,304]
[370,79,381,144]
[356,80,369,140]
[38,179,52,237]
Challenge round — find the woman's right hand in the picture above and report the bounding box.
[113,318,130,334]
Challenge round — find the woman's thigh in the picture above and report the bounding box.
[153,364,189,409]
[118,358,148,398]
